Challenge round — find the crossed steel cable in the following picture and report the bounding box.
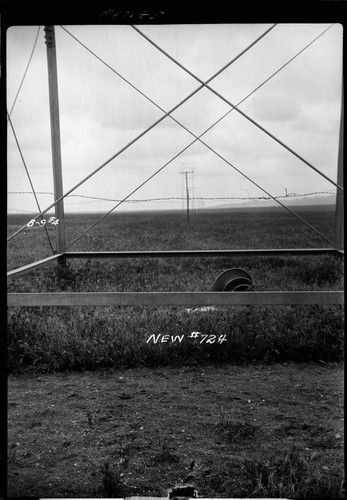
[7,114,55,253]
[132,24,343,192]
[7,26,56,253]
[7,26,41,119]
[65,24,337,248]
[7,24,276,243]
[8,24,341,249]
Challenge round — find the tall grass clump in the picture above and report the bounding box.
[195,445,344,498]
[241,445,345,498]
[7,301,343,374]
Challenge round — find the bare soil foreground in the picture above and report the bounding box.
[8,362,344,498]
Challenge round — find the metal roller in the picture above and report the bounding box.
[212,268,254,291]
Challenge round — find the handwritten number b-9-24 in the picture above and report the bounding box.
[27,217,59,227]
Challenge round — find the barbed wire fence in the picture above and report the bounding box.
[8,190,336,213]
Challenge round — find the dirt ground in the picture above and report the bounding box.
[7,362,344,498]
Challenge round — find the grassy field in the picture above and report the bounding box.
[7,205,345,498]
[7,206,344,373]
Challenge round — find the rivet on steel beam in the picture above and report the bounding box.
[44,26,55,47]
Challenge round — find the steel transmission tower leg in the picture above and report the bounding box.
[335,83,344,251]
[44,26,66,265]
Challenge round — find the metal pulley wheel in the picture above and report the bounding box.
[212,268,254,291]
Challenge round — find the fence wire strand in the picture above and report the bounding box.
[8,190,335,204]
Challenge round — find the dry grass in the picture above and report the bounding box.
[7,207,344,374]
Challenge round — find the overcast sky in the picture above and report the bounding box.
[7,23,343,213]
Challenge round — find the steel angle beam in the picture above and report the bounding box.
[7,254,63,279]
[7,291,344,307]
[62,248,342,259]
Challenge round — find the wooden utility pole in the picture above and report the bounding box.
[44,26,66,262]
[334,83,344,251]
[185,171,190,222]
[180,168,194,221]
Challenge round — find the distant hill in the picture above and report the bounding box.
[213,193,336,209]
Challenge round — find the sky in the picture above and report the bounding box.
[7,23,343,214]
